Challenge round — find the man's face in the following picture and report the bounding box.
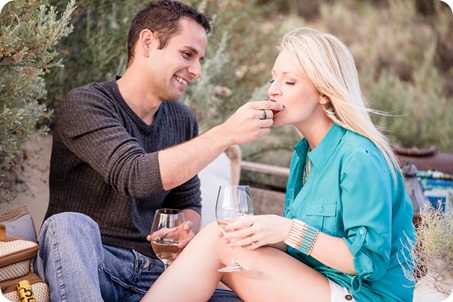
[147,18,208,102]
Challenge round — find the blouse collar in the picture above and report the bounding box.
[294,123,346,172]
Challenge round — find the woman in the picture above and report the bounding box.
[142,28,416,302]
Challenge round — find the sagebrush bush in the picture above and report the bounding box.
[44,0,140,111]
[0,0,75,201]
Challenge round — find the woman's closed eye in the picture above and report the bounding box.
[269,79,296,86]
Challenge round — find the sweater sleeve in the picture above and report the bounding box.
[340,148,393,290]
[56,86,163,198]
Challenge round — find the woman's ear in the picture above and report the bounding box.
[320,94,331,106]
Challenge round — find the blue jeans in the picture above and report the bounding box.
[36,212,241,302]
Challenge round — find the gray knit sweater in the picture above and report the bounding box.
[45,78,202,257]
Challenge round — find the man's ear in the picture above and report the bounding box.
[138,29,158,57]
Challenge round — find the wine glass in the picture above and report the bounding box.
[215,185,254,272]
[150,208,186,270]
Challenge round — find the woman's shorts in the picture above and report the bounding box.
[328,279,357,302]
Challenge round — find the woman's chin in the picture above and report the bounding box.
[272,118,284,127]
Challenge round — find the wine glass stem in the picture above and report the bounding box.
[163,261,170,270]
[230,246,239,266]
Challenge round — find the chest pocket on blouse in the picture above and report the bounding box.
[305,203,337,233]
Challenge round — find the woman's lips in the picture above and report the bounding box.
[269,99,279,115]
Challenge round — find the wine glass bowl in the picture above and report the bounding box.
[215,185,254,272]
[150,208,186,269]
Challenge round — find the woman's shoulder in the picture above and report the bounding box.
[336,130,389,169]
[340,130,380,154]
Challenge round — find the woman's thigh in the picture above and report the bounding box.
[222,246,331,302]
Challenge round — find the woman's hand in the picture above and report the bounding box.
[222,214,293,249]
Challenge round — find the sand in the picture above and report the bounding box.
[0,134,51,231]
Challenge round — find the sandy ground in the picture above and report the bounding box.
[0,133,451,301]
[0,134,51,232]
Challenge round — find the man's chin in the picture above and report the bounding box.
[163,90,184,101]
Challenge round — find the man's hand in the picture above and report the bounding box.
[176,220,195,248]
[147,220,194,249]
[216,100,284,146]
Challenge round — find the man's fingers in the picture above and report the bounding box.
[249,100,284,112]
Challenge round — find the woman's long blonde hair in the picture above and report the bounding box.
[280,27,400,176]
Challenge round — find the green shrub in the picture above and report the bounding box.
[44,0,141,111]
[0,0,75,201]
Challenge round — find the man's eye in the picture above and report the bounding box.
[269,79,275,84]
[183,52,192,59]
[286,82,295,85]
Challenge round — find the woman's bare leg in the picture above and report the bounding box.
[142,222,331,302]
[222,244,330,301]
[142,222,236,301]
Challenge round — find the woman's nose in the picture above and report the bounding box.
[268,82,281,98]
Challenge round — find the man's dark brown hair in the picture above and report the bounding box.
[127,0,212,64]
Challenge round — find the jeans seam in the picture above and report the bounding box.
[48,219,68,302]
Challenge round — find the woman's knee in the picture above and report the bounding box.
[189,221,223,249]
[199,221,219,234]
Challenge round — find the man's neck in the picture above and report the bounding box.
[117,69,160,125]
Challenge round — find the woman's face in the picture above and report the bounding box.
[268,49,325,131]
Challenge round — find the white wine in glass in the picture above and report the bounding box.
[150,208,186,270]
[216,185,254,272]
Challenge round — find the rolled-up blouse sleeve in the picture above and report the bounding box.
[340,148,392,290]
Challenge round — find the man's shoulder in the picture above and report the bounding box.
[57,78,121,122]
[67,78,116,99]
[60,79,120,113]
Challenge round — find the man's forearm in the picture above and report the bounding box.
[158,124,230,191]
[158,100,283,191]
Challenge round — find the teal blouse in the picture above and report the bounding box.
[285,123,416,302]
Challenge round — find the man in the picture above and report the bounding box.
[36,1,283,301]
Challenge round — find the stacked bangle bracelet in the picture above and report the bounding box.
[284,218,320,256]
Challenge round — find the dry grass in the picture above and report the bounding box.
[402,203,453,294]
